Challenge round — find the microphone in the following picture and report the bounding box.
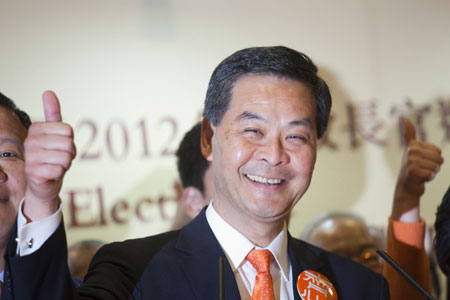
[219,256,225,300]
[377,250,436,300]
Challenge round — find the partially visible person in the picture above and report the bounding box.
[435,186,450,276]
[68,239,105,281]
[171,122,213,229]
[385,118,443,300]
[0,92,31,295]
[302,212,384,274]
[436,216,450,300]
[302,118,443,299]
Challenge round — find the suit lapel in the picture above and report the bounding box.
[175,209,240,300]
[288,234,329,300]
[175,214,338,300]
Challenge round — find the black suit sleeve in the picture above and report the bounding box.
[3,220,143,300]
[2,217,179,300]
[3,220,78,300]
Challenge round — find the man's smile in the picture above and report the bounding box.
[245,174,286,185]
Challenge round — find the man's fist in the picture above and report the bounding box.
[23,91,76,222]
[391,118,444,222]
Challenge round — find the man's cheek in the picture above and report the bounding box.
[234,148,245,162]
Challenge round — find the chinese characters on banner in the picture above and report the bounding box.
[320,98,450,150]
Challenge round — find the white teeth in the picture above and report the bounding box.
[246,174,282,185]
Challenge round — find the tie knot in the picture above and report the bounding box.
[246,249,273,273]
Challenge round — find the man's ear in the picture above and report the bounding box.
[201,118,213,161]
[182,187,207,219]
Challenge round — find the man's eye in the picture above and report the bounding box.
[0,152,18,158]
[287,135,307,142]
[244,128,262,135]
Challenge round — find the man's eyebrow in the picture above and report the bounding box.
[0,137,24,151]
[235,111,267,123]
[287,118,314,129]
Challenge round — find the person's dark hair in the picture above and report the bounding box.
[203,46,332,139]
[0,92,32,129]
[435,186,450,276]
[176,122,210,193]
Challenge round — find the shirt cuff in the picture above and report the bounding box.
[16,198,62,256]
[390,217,426,249]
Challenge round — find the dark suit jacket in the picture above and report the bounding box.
[2,209,389,300]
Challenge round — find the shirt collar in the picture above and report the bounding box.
[0,269,4,283]
[205,202,290,280]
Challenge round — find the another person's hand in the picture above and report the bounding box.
[391,118,444,222]
[23,91,76,222]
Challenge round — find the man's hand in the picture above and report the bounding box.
[391,118,444,222]
[23,91,76,222]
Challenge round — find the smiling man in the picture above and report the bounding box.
[204,75,317,247]
[3,47,389,300]
[0,92,31,295]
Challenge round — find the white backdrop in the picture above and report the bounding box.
[1,0,449,245]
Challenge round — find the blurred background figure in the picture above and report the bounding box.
[385,119,443,300]
[171,122,213,230]
[302,118,444,299]
[435,186,450,300]
[302,212,384,274]
[68,240,105,281]
[435,186,450,277]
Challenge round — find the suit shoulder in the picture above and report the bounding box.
[106,230,180,252]
[90,230,180,275]
[79,231,181,298]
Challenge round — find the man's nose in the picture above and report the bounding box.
[0,166,7,183]
[258,138,289,166]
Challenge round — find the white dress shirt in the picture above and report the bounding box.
[205,203,294,300]
[16,198,62,255]
[0,269,4,283]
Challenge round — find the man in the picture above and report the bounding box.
[0,92,31,296]
[385,118,443,299]
[3,47,389,299]
[302,212,384,274]
[171,122,213,229]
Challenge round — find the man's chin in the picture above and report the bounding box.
[250,206,291,222]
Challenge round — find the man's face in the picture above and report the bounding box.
[0,107,27,240]
[207,75,317,227]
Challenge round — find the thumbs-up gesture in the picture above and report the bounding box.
[23,91,76,222]
[391,118,444,221]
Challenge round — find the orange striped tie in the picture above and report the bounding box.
[246,249,276,300]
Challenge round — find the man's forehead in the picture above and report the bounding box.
[225,75,315,117]
[0,108,27,143]
[231,74,312,97]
